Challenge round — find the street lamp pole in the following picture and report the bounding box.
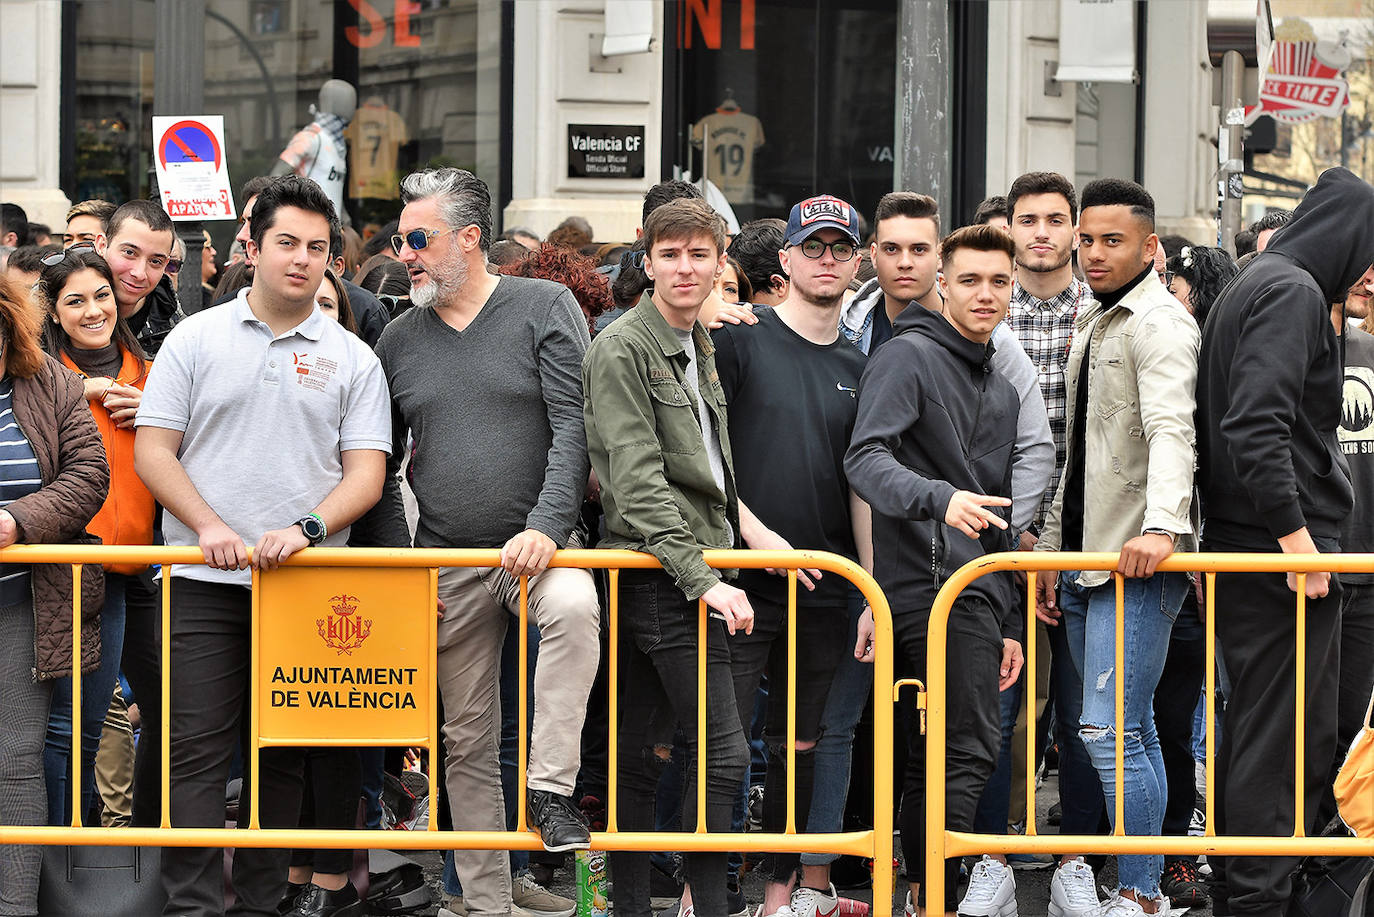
[154,0,207,315]
[1219,49,1245,258]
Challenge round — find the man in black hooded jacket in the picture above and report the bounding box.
[1197,166,1374,917]
[845,224,1025,916]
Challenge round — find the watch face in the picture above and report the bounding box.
[300,517,324,541]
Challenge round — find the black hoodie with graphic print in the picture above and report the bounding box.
[844,305,1019,645]
[1198,167,1374,544]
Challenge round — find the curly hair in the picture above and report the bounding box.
[1165,245,1236,327]
[498,243,612,335]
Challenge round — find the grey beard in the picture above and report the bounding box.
[410,280,438,308]
[410,254,469,308]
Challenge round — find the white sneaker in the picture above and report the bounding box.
[957,856,1018,917]
[438,893,466,917]
[903,890,915,917]
[790,883,840,917]
[1048,858,1101,917]
[1085,890,1161,916]
[753,905,794,917]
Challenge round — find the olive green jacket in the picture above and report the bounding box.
[583,294,739,600]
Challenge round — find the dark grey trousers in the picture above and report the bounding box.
[0,598,53,916]
[160,578,305,917]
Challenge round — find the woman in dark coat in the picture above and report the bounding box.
[0,273,108,914]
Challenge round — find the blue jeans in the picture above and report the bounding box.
[1059,570,1187,899]
[45,573,127,825]
[801,592,874,865]
[1046,608,1107,840]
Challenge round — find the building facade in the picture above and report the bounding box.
[2,0,1232,247]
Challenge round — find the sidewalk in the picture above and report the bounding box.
[408,771,1214,916]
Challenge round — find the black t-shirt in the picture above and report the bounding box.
[1339,325,1374,582]
[1061,337,1091,552]
[712,307,867,607]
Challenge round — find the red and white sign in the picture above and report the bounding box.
[152,116,237,221]
[1246,28,1353,125]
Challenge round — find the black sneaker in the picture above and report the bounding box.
[528,788,591,852]
[1161,859,1210,907]
[285,881,364,917]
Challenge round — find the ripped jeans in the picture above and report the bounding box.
[1058,570,1188,901]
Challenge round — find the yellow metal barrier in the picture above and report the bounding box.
[0,545,895,913]
[924,551,1374,912]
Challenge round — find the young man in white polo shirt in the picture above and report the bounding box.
[134,174,391,917]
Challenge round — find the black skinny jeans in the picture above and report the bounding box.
[895,598,1002,913]
[1204,537,1342,917]
[161,578,306,917]
[727,595,849,881]
[610,571,750,917]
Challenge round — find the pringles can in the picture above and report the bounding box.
[576,849,609,917]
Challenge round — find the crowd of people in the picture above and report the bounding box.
[0,162,1369,917]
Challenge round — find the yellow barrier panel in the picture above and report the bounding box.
[924,551,1374,914]
[0,544,895,916]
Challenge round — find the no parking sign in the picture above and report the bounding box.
[152,115,237,221]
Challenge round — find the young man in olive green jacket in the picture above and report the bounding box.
[583,197,752,917]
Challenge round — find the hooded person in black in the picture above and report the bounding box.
[844,225,1023,915]
[1196,166,1374,917]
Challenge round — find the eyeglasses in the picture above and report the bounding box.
[390,227,458,256]
[375,293,412,318]
[165,257,182,275]
[41,243,96,266]
[798,237,858,262]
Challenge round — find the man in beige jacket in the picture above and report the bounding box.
[1033,179,1199,917]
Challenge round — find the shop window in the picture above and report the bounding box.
[670,0,897,225]
[65,0,504,257]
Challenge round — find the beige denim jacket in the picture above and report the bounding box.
[1037,272,1200,587]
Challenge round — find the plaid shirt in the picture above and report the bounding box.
[1008,277,1093,529]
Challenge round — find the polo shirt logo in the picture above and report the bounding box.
[292,351,339,393]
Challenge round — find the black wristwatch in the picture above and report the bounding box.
[295,513,327,546]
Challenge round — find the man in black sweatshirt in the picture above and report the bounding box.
[845,224,1024,917]
[1197,166,1374,917]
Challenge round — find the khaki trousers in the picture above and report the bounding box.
[94,683,135,827]
[436,558,600,917]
